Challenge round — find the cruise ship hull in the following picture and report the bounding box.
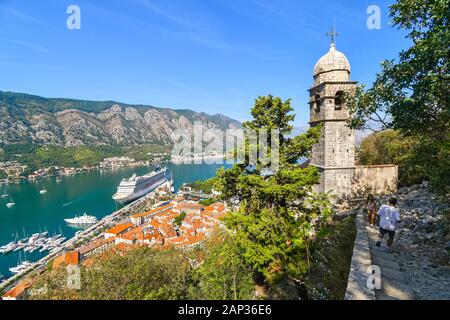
[112,173,168,205]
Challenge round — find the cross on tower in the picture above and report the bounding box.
[326,25,339,45]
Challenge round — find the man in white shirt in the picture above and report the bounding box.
[376,197,401,252]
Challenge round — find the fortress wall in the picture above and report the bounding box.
[353,165,398,195]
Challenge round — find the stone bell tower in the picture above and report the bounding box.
[309,30,357,198]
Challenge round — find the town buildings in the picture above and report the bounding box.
[99,157,146,169]
[54,198,228,271]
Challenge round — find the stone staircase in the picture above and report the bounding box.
[366,226,415,300]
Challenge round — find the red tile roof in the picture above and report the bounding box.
[52,250,79,269]
[104,223,134,235]
[131,204,174,219]
[175,202,204,211]
[205,203,226,212]
[2,279,32,300]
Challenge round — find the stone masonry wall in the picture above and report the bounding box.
[323,168,355,196]
[323,121,355,168]
[353,165,399,195]
[345,210,376,300]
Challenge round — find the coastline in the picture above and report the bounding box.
[1,154,227,185]
[0,160,157,185]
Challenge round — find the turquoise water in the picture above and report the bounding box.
[0,163,228,278]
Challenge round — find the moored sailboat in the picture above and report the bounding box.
[1,184,9,199]
[6,195,15,208]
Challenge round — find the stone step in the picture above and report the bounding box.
[367,233,377,240]
[380,265,406,282]
[369,241,401,252]
[372,256,400,269]
[366,226,380,235]
[368,238,383,246]
[369,245,395,259]
[380,278,415,300]
[370,248,396,262]
[368,240,391,249]
[375,290,399,300]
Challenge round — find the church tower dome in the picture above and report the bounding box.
[313,43,351,85]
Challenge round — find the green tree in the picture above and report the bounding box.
[31,248,193,300]
[243,95,295,147]
[358,130,426,186]
[191,234,254,300]
[199,198,215,206]
[188,178,217,194]
[217,95,332,284]
[173,212,187,227]
[0,170,7,179]
[347,0,450,191]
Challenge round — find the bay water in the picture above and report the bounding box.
[0,163,228,278]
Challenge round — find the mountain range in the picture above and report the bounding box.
[0,91,241,147]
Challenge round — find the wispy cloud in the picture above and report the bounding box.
[0,6,54,29]
[86,1,277,60]
[212,0,326,41]
[131,0,209,33]
[0,35,51,53]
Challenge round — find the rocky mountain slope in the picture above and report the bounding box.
[0,91,241,147]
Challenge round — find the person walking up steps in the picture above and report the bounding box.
[376,197,401,252]
[365,194,377,226]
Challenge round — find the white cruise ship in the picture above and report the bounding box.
[112,166,169,204]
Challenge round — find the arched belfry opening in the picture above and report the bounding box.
[335,91,345,110]
[315,94,321,113]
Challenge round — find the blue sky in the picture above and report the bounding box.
[0,0,409,127]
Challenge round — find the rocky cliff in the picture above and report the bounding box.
[0,91,241,147]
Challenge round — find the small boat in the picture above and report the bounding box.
[3,247,14,254]
[38,180,47,195]
[54,237,66,245]
[29,246,39,253]
[6,194,15,208]
[1,242,16,254]
[9,252,32,274]
[39,245,50,253]
[1,184,9,199]
[13,244,24,252]
[9,261,33,274]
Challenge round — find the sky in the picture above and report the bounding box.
[0,0,410,127]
